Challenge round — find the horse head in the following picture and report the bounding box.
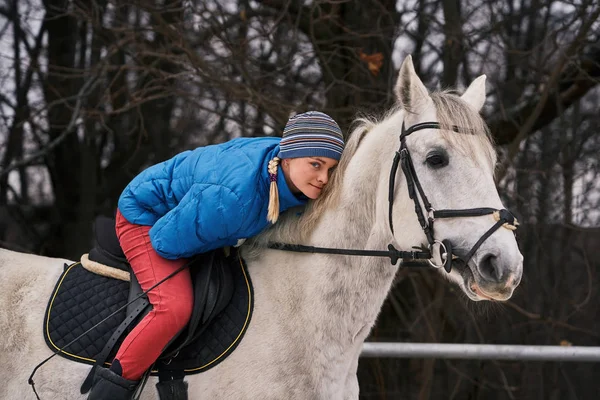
[384,55,523,301]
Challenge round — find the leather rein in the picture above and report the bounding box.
[269,121,519,272]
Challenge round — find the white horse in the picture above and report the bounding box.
[0,56,523,400]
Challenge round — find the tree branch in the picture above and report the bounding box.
[0,70,104,179]
[490,46,600,146]
[255,0,338,40]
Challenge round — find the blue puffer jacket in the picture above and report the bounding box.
[118,137,307,259]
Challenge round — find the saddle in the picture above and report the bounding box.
[42,216,254,394]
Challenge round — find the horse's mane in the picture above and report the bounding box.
[247,90,495,249]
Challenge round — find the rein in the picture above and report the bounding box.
[270,121,519,272]
[268,243,431,265]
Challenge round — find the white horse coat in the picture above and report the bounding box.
[0,56,523,400]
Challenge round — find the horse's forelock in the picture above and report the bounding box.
[430,91,497,168]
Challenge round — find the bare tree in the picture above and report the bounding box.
[0,0,599,397]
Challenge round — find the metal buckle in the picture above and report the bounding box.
[428,208,436,222]
[427,240,447,269]
[163,351,179,365]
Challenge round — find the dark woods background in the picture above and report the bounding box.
[1,0,599,398]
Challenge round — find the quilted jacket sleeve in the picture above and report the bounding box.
[148,183,247,259]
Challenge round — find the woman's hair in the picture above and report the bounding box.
[267,157,281,223]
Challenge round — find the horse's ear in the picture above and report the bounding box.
[460,75,487,112]
[395,55,431,113]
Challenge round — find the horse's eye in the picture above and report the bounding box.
[426,152,448,168]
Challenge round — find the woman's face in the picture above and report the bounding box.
[281,157,339,199]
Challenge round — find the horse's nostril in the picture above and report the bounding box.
[478,254,501,282]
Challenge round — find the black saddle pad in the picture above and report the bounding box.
[43,252,253,374]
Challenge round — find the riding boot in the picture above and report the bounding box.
[87,366,139,400]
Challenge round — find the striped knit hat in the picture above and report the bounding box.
[278,111,344,161]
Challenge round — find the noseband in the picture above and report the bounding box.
[388,122,518,272]
[269,121,518,272]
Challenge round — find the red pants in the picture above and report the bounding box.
[114,210,193,380]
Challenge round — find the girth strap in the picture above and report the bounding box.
[156,364,188,400]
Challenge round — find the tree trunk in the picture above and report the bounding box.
[315,0,400,130]
[42,0,85,257]
[441,0,463,87]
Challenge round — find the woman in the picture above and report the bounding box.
[88,111,345,400]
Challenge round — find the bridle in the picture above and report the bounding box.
[388,121,519,272]
[269,121,519,271]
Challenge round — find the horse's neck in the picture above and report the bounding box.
[250,116,408,340]
[312,206,398,306]
[299,127,400,328]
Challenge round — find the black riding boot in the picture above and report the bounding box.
[87,366,139,400]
